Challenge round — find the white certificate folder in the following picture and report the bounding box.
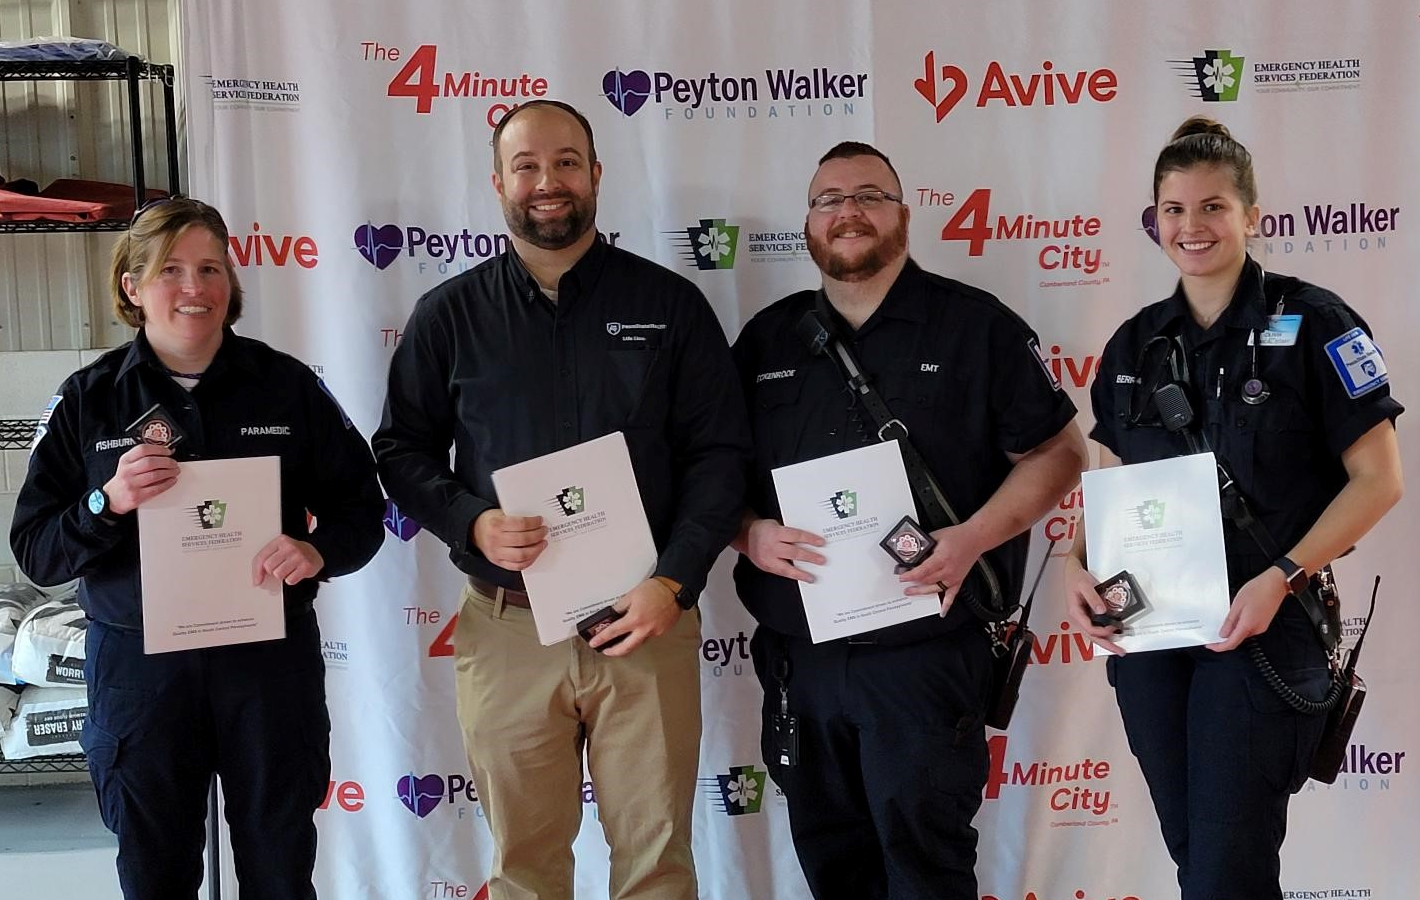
[772,442,941,642]
[138,456,284,654]
[1081,452,1231,652]
[492,432,657,645]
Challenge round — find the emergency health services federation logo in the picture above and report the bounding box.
[190,499,228,530]
[1129,499,1166,530]
[700,765,767,816]
[666,219,740,270]
[1169,49,1245,102]
[823,490,858,520]
[548,486,586,517]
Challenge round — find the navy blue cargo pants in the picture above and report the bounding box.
[1109,605,1329,900]
[752,624,993,900]
[81,611,331,900]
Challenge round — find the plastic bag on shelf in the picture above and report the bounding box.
[12,591,86,688]
[0,685,86,759]
[0,684,19,735]
[0,37,128,62]
[0,583,46,685]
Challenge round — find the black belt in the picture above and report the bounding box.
[467,575,532,609]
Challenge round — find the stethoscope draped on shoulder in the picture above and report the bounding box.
[1126,260,1283,431]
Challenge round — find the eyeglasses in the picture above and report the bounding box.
[129,193,186,228]
[808,190,902,213]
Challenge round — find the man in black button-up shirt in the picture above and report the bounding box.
[374,101,749,900]
[732,143,1086,900]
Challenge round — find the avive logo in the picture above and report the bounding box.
[318,779,365,813]
[914,51,1118,122]
[228,223,318,268]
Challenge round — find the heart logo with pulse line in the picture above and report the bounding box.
[914,51,969,122]
[396,772,443,818]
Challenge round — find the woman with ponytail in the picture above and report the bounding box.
[1062,117,1403,899]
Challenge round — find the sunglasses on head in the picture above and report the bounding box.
[124,193,191,274]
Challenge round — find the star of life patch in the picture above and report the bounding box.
[1324,327,1388,399]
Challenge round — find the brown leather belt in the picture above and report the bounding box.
[468,575,532,608]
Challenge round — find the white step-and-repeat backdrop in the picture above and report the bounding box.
[182,2,1417,897]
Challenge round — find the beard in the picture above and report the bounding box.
[805,208,908,282]
[502,191,598,250]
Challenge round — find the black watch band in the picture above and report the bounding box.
[1273,556,1308,595]
[85,487,121,525]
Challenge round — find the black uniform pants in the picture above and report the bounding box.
[1109,607,1329,900]
[81,612,332,900]
[751,624,992,900]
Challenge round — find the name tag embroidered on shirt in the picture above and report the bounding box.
[755,369,796,383]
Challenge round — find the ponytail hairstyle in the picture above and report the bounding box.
[1152,116,1257,206]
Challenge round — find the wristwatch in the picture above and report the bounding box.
[1272,556,1308,595]
[85,487,120,524]
[654,575,695,610]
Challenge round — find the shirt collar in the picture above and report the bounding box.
[878,258,931,325]
[821,257,929,336]
[117,327,254,382]
[506,232,611,304]
[1159,255,1270,336]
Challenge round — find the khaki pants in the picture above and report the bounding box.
[454,583,702,900]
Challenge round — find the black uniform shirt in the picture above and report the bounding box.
[732,259,1077,638]
[1090,257,1403,591]
[372,235,751,605]
[10,328,386,629]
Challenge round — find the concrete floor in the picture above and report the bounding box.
[0,782,123,899]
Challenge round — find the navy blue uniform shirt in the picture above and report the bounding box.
[1090,257,1403,591]
[732,259,1077,639]
[10,328,386,629]
[373,235,751,606]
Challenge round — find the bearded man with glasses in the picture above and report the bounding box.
[729,142,1086,900]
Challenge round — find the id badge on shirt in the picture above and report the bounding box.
[1249,314,1302,347]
